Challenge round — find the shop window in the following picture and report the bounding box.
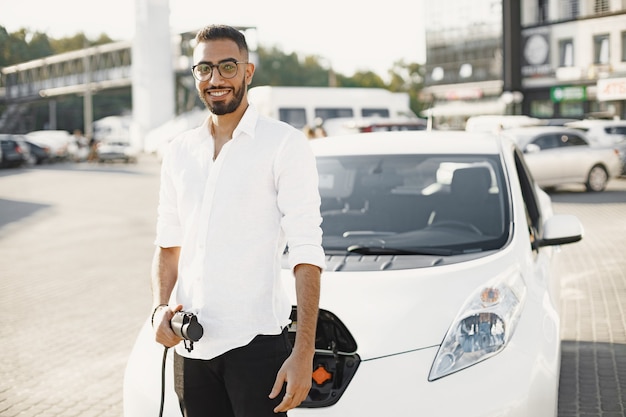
[560,102,584,117]
[538,0,549,22]
[594,0,609,14]
[559,39,574,67]
[594,34,610,64]
[560,0,579,19]
[530,100,554,118]
[459,63,472,79]
[432,67,444,82]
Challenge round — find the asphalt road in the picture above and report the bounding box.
[0,156,624,417]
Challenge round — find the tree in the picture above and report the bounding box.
[0,26,30,66]
[49,32,115,53]
[253,46,335,87]
[341,71,386,88]
[27,32,54,59]
[385,60,426,116]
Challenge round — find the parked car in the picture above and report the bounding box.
[25,130,72,161]
[24,140,52,165]
[323,116,428,136]
[124,130,583,417]
[503,126,622,192]
[96,140,138,163]
[0,134,31,168]
[565,119,626,175]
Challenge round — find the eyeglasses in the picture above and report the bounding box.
[191,60,248,81]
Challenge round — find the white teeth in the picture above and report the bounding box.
[209,90,228,97]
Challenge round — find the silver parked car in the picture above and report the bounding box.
[565,119,626,175]
[503,126,622,192]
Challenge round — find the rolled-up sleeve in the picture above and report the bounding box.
[275,133,326,271]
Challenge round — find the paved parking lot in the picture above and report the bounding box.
[0,158,624,417]
[551,183,626,417]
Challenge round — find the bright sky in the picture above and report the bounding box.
[1,0,426,78]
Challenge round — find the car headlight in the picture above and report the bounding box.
[429,268,526,381]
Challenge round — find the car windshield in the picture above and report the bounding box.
[318,154,510,255]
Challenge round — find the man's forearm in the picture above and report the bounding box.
[293,263,321,355]
[151,246,180,307]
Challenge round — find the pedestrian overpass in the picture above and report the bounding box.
[1,40,133,102]
[0,40,134,133]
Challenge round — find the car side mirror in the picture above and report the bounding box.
[524,143,541,154]
[535,214,583,248]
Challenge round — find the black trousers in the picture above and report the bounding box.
[174,329,291,417]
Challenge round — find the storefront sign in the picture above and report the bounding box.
[550,86,586,102]
[597,77,626,101]
[521,27,551,77]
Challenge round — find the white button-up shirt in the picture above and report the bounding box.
[155,105,326,359]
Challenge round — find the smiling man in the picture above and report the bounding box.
[150,24,325,417]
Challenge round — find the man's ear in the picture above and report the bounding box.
[245,62,255,85]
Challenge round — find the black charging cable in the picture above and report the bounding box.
[157,311,203,417]
[159,347,169,417]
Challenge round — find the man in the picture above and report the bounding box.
[150,25,325,417]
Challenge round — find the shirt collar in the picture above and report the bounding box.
[232,103,258,139]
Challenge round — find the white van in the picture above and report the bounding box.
[247,86,416,130]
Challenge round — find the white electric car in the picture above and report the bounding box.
[124,131,583,417]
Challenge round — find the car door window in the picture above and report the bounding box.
[533,134,559,150]
[605,126,626,135]
[562,133,587,147]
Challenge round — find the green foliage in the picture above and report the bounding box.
[252,46,336,87]
[0,26,116,66]
[0,27,32,66]
[49,32,116,53]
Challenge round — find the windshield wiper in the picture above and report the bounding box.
[347,245,454,256]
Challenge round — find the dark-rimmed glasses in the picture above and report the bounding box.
[191,60,248,81]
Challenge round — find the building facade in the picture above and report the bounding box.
[422,0,626,129]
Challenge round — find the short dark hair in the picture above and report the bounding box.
[195,25,249,58]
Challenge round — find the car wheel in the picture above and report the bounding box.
[585,164,608,192]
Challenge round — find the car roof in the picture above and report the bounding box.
[505,125,585,133]
[565,119,626,128]
[309,130,504,156]
[26,130,71,137]
[503,125,587,136]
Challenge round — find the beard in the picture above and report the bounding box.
[199,79,246,115]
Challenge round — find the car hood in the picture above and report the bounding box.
[282,250,520,361]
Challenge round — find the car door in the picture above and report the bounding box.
[524,131,588,185]
[522,133,561,184]
[513,146,559,303]
[556,132,592,183]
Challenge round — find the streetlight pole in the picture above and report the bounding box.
[83,40,94,140]
[502,0,523,114]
